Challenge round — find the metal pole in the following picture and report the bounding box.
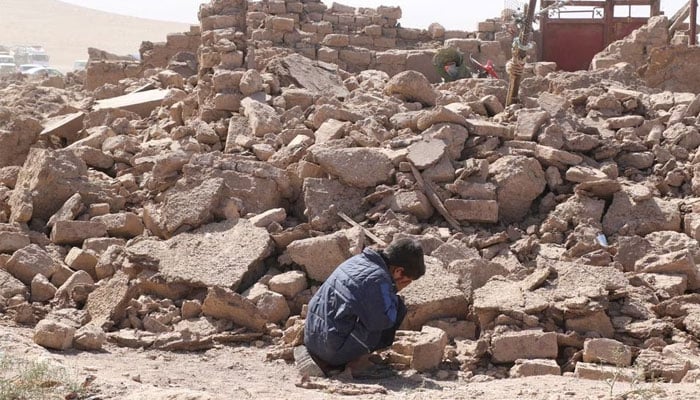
[691,0,698,45]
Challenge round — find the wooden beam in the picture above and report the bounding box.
[691,0,698,45]
[409,163,462,232]
[337,211,387,247]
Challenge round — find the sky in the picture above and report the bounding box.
[60,0,691,31]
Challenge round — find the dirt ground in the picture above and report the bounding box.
[1,321,698,400]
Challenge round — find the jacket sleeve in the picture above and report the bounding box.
[357,280,398,332]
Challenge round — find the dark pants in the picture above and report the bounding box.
[374,296,407,351]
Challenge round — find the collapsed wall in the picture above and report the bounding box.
[4,0,700,389]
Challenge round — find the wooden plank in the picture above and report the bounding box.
[337,211,387,247]
[409,163,462,232]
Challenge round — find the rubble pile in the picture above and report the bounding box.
[2,0,700,386]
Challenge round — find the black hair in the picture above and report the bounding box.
[381,238,425,279]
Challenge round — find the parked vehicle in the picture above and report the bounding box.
[18,64,43,73]
[22,66,63,78]
[0,63,16,76]
[12,46,50,66]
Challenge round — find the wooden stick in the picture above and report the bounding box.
[409,163,461,231]
[337,211,388,247]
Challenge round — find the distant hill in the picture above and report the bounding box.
[0,0,192,71]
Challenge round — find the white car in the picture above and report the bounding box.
[23,66,64,78]
[18,64,43,73]
[0,63,16,76]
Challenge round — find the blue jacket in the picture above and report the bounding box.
[304,248,400,367]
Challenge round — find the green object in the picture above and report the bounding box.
[432,47,472,82]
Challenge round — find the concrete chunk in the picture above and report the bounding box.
[6,244,59,285]
[444,199,498,223]
[510,359,561,377]
[583,338,632,366]
[285,228,363,282]
[202,286,268,332]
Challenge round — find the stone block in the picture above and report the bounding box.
[33,319,76,350]
[583,338,632,366]
[285,228,363,282]
[510,359,561,377]
[51,220,108,246]
[491,330,558,363]
[445,199,498,223]
[5,244,59,285]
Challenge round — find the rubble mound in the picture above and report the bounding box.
[2,0,700,392]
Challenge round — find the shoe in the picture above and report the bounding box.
[294,345,325,378]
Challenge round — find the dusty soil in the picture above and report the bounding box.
[1,321,698,400]
[0,0,190,71]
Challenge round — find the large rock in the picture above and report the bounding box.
[391,326,448,372]
[0,268,28,299]
[143,178,230,239]
[385,70,437,106]
[201,286,268,332]
[312,147,393,188]
[400,257,469,330]
[0,229,30,253]
[602,189,681,236]
[9,149,86,223]
[285,228,363,282]
[302,178,367,231]
[33,319,76,350]
[265,53,349,99]
[85,271,139,330]
[583,338,632,366]
[0,117,42,167]
[5,244,60,285]
[489,156,546,223]
[91,212,144,238]
[129,220,273,291]
[240,97,282,137]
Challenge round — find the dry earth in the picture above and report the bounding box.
[2,319,699,400]
[0,0,191,71]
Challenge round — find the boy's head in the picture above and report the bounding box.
[382,238,425,290]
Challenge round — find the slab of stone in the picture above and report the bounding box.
[85,271,139,330]
[39,111,85,142]
[9,149,87,223]
[302,178,367,231]
[515,110,550,141]
[265,53,349,99]
[201,286,268,332]
[510,359,561,377]
[466,119,513,138]
[445,181,497,200]
[535,145,583,166]
[473,277,549,327]
[406,139,446,169]
[313,147,393,188]
[574,362,638,382]
[93,89,171,118]
[444,199,498,223]
[148,177,229,238]
[565,166,609,183]
[489,156,546,223]
[400,257,469,330]
[64,248,99,279]
[51,220,108,245]
[129,220,273,291]
[491,330,558,363]
[47,193,85,229]
[285,228,363,282]
[447,258,509,301]
[249,208,286,228]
